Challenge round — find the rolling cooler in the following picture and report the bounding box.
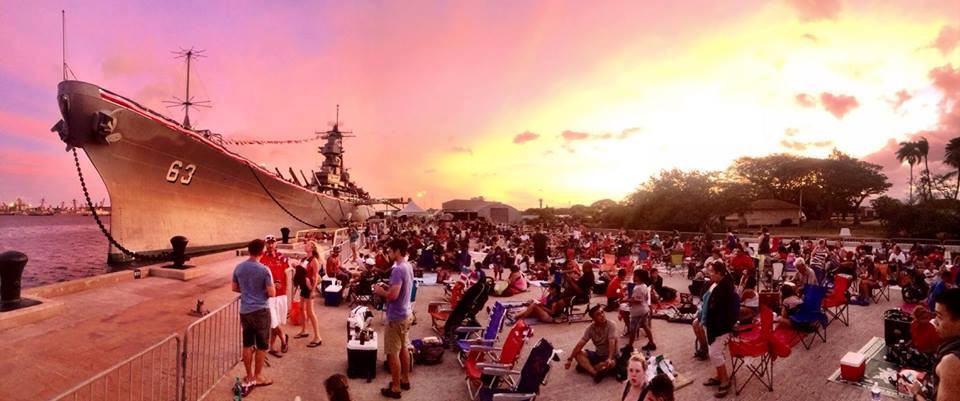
[347,331,378,382]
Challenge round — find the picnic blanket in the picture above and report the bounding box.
[827,336,911,399]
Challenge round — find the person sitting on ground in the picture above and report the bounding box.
[606,269,627,312]
[627,269,657,351]
[325,373,353,401]
[910,287,960,401]
[565,305,619,383]
[512,284,564,323]
[649,268,677,302]
[492,264,528,297]
[621,353,648,401]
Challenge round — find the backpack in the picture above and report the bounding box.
[412,337,446,365]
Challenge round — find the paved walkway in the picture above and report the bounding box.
[210,273,904,401]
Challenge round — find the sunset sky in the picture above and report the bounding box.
[1,0,959,210]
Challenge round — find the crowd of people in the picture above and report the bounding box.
[229,217,959,400]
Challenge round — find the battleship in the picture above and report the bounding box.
[51,50,380,264]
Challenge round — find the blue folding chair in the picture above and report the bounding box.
[788,284,829,349]
[456,302,507,365]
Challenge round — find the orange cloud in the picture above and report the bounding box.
[561,130,590,142]
[785,0,841,22]
[819,92,859,118]
[890,90,912,110]
[513,131,539,144]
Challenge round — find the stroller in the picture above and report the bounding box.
[442,277,496,346]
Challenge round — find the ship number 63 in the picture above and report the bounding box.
[166,160,196,185]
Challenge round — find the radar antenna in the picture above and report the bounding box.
[163,48,211,129]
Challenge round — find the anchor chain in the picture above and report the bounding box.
[72,148,170,262]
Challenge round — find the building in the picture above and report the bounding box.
[441,197,521,224]
[725,199,802,227]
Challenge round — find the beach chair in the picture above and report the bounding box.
[463,320,534,399]
[822,274,851,327]
[476,338,561,401]
[729,305,776,395]
[430,282,464,333]
[456,302,507,365]
[871,264,891,303]
[788,284,829,349]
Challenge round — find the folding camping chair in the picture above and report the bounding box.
[476,338,561,401]
[871,263,891,303]
[430,282,465,333]
[455,302,507,365]
[822,274,851,327]
[788,284,829,349]
[462,320,534,399]
[729,305,776,395]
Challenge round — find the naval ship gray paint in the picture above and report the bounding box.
[54,80,373,264]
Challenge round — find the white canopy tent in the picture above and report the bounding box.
[396,200,429,217]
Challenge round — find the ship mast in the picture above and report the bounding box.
[314,105,358,195]
[163,48,210,129]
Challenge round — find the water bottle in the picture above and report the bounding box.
[233,377,243,400]
[870,382,881,401]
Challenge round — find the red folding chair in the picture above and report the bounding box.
[430,282,464,334]
[823,274,852,327]
[463,320,534,399]
[729,305,776,395]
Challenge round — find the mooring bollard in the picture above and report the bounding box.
[280,227,291,244]
[0,251,28,311]
[170,235,189,268]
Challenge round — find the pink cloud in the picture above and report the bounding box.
[785,0,842,22]
[561,130,590,142]
[513,131,539,144]
[891,89,912,110]
[795,93,816,107]
[930,64,960,98]
[819,92,859,118]
[931,25,960,55]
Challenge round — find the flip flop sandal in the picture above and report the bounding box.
[703,378,722,386]
[282,334,290,353]
[307,340,323,348]
[254,380,274,388]
[400,382,411,390]
[268,350,283,358]
[294,333,309,339]
[380,387,402,399]
[241,383,255,397]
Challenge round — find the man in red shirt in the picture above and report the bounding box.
[729,246,756,286]
[605,269,626,312]
[261,235,290,358]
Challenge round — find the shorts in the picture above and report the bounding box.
[708,333,731,367]
[384,316,411,355]
[300,285,313,299]
[630,313,650,332]
[268,295,289,329]
[240,308,271,350]
[584,349,607,366]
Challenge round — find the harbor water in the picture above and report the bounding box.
[0,215,113,288]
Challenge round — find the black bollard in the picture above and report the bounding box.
[0,251,28,311]
[170,236,189,268]
[280,227,291,244]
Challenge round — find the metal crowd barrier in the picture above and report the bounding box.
[180,297,242,401]
[51,334,181,401]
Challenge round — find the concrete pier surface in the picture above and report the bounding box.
[2,251,903,401]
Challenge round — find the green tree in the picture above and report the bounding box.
[623,169,749,232]
[895,141,921,204]
[945,137,960,199]
[916,137,932,200]
[823,150,891,224]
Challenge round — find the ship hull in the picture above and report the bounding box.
[57,81,373,264]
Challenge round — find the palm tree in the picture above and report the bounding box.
[916,137,931,200]
[896,141,920,204]
[945,137,960,199]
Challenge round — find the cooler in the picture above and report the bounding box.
[325,282,343,306]
[321,276,334,292]
[884,309,913,345]
[840,352,866,382]
[347,332,378,382]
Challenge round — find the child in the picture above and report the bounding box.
[627,269,657,351]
